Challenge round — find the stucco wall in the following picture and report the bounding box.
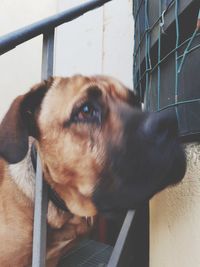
[150,143,200,267]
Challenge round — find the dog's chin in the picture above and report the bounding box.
[92,148,186,215]
[99,208,127,220]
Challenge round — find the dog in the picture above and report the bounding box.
[0,75,186,266]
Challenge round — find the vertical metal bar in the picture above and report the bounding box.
[157,0,162,111]
[41,30,55,80]
[144,0,151,111]
[174,0,180,129]
[137,2,142,101]
[32,29,55,267]
[32,156,48,267]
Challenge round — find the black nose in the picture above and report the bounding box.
[143,110,179,139]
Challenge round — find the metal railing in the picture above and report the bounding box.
[0,0,112,55]
[0,1,148,266]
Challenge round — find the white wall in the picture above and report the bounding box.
[0,0,57,119]
[0,0,134,121]
[55,0,104,76]
[55,0,134,89]
[101,0,134,88]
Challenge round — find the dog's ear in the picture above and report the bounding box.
[0,78,53,164]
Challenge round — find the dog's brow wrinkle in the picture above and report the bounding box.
[87,86,102,99]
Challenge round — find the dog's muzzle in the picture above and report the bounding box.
[92,109,186,215]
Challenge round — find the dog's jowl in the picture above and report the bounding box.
[0,75,186,266]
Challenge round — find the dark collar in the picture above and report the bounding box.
[31,144,69,212]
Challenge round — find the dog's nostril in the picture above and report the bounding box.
[143,110,178,139]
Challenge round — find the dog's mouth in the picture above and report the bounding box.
[84,216,95,227]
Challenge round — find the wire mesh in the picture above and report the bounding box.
[133,0,200,140]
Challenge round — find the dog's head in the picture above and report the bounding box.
[0,75,186,217]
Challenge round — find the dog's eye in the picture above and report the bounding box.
[74,102,101,123]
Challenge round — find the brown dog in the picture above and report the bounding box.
[0,75,186,266]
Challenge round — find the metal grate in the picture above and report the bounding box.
[59,239,113,267]
[133,0,200,141]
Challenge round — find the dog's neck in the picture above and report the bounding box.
[8,144,35,202]
[30,143,69,212]
[8,145,95,228]
[8,143,74,229]
[9,142,69,213]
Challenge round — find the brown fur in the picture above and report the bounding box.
[0,75,136,266]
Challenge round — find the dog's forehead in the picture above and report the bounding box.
[52,75,130,100]
[38,75,131,127]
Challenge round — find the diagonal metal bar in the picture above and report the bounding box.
[107,210,135,267]
[32,30,55,267]
[0,0,112,55]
